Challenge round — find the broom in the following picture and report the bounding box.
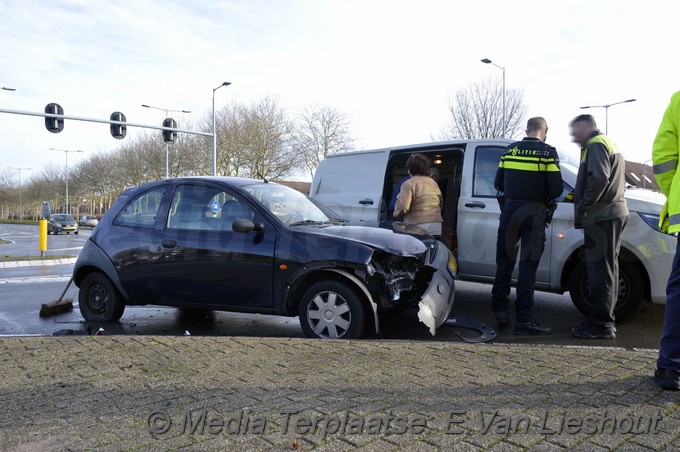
[39,276,74,317]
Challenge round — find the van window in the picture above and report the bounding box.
[473,146,506,197]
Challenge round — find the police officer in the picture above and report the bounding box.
[492,117,563,334]
[652,91,680,390]
[570,114,629,339]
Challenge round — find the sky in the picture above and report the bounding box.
[1,0,679,182]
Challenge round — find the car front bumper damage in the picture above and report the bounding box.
[417,241,456,336]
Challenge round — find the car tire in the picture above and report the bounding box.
[79,272,125,322]
[299,280,366,339]
[75,231,79,235]
[568,259,644,323]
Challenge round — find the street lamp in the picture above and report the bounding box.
[580,98,636,135]
[212,81,231,176]
[141,104,191,179]
[1,86,16,91]
[642,158,653,190]
[49,148,84,215]
[481,58,506,138]
[7,167,31,221]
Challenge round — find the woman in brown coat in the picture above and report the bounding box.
[393,153,443,236]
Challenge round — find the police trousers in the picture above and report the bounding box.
[658,236,680,371]
[491,201,546,323]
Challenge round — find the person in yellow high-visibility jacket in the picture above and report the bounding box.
[653,90,680,391]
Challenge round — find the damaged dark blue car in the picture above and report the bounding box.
[73,177,456,339]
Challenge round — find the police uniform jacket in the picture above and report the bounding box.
[494,137,563,204]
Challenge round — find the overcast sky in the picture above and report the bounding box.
[1,0,679,181]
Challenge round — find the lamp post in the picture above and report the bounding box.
[579,98,636,135]
[7,167,31,221]
[49,148,83,215]
[1,87,16,91]
[481,58,506,138]
[642,158,653,190]
[212,81,231,176]
[141,104,191,179]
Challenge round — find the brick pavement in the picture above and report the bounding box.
[0,336,678,451]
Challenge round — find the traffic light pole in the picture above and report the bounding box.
[0,107,213,138]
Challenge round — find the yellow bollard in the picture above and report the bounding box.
[39,219,47,257]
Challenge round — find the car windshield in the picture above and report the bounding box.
[557,147,580,174]
[243,183,335,226]
[53,215,74,222]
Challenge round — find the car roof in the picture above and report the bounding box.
[125,176,273,193]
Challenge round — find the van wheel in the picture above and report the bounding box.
[299,281,366,339]
[79,272,125,321]
[568,259,644,323]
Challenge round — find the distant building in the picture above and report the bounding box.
[625,161,659,191]
[276,181,312,195]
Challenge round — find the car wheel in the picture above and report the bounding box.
[299,280,366,339]
[75,231,79,235]
[568,259,644,323]
[79,272,125,321]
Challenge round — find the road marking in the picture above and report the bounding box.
[49,247,84,251]
[0,275,72,285]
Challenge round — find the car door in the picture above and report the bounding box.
[107,185,171,304]
[150,182,276,310]
[456,144,553,283]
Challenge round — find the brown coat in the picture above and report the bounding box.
[394,175,443,225]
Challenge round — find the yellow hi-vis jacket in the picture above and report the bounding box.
[653,90,680,233]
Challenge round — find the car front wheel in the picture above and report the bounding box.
[79,272,125,321]
[299,280,366,339]
[568,259,644,323]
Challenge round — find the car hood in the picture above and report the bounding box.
[624,188,665,214]
[299,222,430,257]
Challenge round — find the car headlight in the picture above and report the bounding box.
[638,212,661,232]
[56,222,62,227]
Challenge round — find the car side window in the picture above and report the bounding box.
[166,185,254,231]
[114,187,166,228]
[473,146,506,197]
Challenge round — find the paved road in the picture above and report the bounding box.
[0,222,92,257]
[0,223,666,349]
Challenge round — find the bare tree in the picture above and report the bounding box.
[439,77,527,140]
[294,104,355,178]
[239,96,299,180]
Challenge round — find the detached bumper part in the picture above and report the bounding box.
[417,241,455,336]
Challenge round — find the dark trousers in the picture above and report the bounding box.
[491,201,546,324]
[582,216,628,328]
[658,237,680,371]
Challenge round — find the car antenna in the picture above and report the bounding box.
[256,171,269,183]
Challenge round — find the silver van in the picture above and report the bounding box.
[310,139,674,322]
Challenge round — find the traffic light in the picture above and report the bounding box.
[162,118,177,143]
[45,103,64,133]
[110,111,127,139]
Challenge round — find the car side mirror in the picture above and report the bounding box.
[232,218,265,233]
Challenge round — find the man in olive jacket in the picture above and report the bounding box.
[570,114,629,339]
[652,90,680,390]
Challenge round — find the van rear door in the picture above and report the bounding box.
[310,149,389,223]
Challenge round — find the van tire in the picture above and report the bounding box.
[299,281,366,339]
[568,259,644,323]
